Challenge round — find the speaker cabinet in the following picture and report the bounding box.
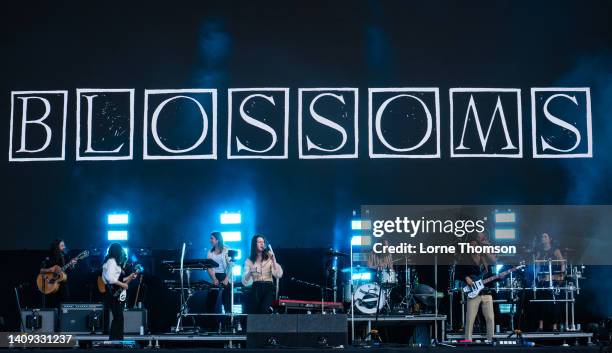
[247,314,297,348]
[59,303,104,334]
[109,309,147,334]
[247,314,347,348]
[297,314,347,348]
[20,309,57,333]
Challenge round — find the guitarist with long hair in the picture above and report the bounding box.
[39,238,77,307]
[459,232,506,342]
[102,243,137,340]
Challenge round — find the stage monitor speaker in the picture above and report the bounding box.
[59,303,104,334]
[297,314,347,348]
[109,309,147,334]
[247,314,297,348]
[20,309,57,333]
[247,314,347,348]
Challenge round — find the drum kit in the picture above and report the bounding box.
[345,257,441,315]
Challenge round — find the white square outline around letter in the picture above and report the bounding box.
[449,88,523,158]
[530,87,592,159]
[9,90,68,162]
[298,88,358,159]
[227,88,289,160]
[368,88,440,158]
[76,88,135,161]
[143,89,217,160]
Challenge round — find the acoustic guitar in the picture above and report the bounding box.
[36,250,89,294]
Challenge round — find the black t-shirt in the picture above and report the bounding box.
[43,253,67,269]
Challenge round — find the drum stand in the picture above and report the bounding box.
[398,258,416,313]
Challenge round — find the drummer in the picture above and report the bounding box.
[368,239,393,270]
[534,232,564,332]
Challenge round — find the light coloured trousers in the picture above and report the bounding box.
[465,294,495,341]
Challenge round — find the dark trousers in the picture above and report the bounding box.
[206,273,231,314]
[248,281,275,314]
[205,273,232,332]
[44,282,70,309]
[105,291,124,340]
[536,289,561,328]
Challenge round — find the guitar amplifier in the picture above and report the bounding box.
[109,309,147,334]
[59,303,104,334]
[20,309,57,333]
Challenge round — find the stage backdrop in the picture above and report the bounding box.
[2,1,612,254]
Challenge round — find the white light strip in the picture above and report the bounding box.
[107,214,129,225]
[220,213,241,224]
[107,230,128,241]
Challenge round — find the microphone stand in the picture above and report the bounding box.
[290,278,333,313]
[15,285,25,331]
[40,258,48,309]
[174,243,186,333]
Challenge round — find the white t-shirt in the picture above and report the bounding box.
[102,258,122,284]
[208,248,229,273]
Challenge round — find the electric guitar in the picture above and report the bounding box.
[462,262,525,299]
[109,264,143,302]
[97,262,140,294]
[36,250,89,294]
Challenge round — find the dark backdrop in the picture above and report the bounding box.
[2,1,611,251]
[2,0,612,332]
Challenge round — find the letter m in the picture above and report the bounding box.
[450,88,523,158]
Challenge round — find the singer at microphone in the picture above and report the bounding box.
[242,234,283,314]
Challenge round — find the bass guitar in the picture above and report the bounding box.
[108,264,143,302]
[36,250,90,294]
[462,262,525,299]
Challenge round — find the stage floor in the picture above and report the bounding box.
[12,346,606,353]
[11,332,593,352]
[11,332,599,351]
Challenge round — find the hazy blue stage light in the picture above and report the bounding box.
[222,231,241,242]
[232,304,242,314]
[105,245,129,258]
[220,212,241,224]
[232,265,242,276]
[107,213,129,225]
[108,230,128,241]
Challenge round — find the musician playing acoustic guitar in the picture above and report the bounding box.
[39,239,77,307]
